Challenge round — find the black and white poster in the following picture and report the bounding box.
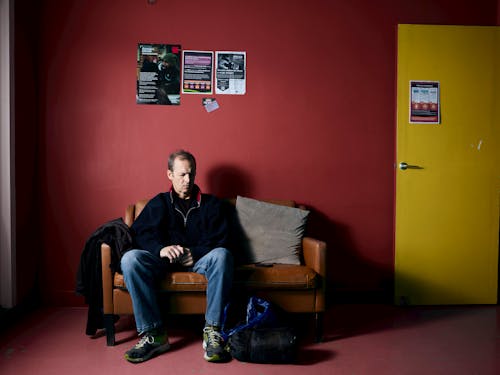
[137,43,181,105]
[215,51,246,95]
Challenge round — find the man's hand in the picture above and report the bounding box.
[178,249,194,266]
[160,245,193,266]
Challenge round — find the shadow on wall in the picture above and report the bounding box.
[206,164,254,199]
[305,209,394,306]
[206,164,393,306]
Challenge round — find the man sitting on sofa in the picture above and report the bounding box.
[121,149,233,363]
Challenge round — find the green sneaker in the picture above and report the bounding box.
[202,326,231,362]
[124,331,170,363]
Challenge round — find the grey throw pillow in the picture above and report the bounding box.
[235,196,310,265]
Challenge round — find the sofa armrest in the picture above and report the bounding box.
[101,243,114,314]
[302,236,327,312]
[302,237,327,278]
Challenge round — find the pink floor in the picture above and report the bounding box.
[1,304,499,375]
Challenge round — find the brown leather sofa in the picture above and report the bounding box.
[101,198,327,346]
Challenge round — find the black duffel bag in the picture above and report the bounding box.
[222,296,298,364]
[229,325,298,364]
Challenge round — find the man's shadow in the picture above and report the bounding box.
[206,164,254,198]
[206,165,394,337]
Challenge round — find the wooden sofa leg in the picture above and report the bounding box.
[104,314,116,346]
[314,312,324,343]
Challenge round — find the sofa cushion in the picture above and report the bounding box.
[234,264,318,289]
[114,272,208,292]
[235,196,309,265]
[114,264,317,292]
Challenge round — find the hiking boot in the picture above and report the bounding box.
[202,326,231,362]
[124,331,170,363]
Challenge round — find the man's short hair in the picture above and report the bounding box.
[168,149,196,173]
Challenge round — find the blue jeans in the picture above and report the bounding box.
[120,247,234,334]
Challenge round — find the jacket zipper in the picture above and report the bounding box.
[175,205,198,227]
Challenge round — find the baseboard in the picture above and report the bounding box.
[0,287,42,333]
[44,287,394,307]
[42,289,87,307]
[328,288,393,305]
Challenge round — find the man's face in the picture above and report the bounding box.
[168,157,195,199]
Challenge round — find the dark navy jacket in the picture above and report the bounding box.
[130,185,228,262]
[76,218,132,335]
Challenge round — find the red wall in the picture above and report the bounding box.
[498,0,500,24]
[33,0,497,305]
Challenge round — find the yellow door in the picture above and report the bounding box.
[395,25,500,305]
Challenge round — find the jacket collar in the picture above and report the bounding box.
[169,184,202,205]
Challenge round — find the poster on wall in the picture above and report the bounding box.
[136,43,181,105]
[215,51,246,95]
[409,81,440,124]
[182,50,214,94]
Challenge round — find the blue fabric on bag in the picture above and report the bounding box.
[221,296,277,341]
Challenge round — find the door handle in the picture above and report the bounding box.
[399,162,423,170]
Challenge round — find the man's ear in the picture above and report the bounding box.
[167,169,174,181]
